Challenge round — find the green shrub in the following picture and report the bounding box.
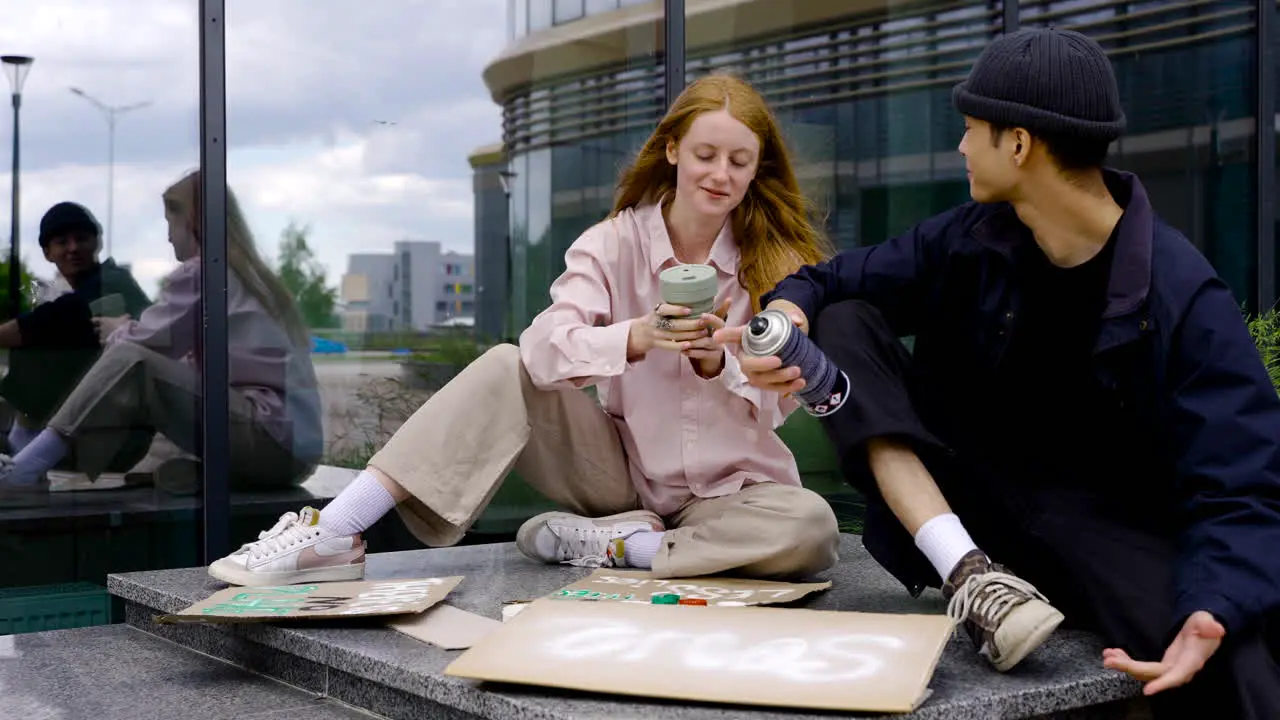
[1248,308,1280,396]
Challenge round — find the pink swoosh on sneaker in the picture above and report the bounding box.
[298,544,366,570]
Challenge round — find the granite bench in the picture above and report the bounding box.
[109,534,1149,720]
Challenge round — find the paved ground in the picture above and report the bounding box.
[312,357,430,466]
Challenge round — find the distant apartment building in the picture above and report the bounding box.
[339,253,396,332]
[434,250,477,325]
[340,241,475,332]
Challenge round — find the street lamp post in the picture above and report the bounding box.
[70,87,151,259]
[2,55,33,321]
[498,168,516,342]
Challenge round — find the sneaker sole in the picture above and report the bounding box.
[208,559,365,587]
[991,608,1065,672]
[515,509,664,563]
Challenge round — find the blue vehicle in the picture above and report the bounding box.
[310,336,348,354]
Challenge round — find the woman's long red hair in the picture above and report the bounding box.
[611,72,833,311]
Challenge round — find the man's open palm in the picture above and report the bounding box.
[1101,611,1224,695]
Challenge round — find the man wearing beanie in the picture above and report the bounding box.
[723,27,1280,717]
[0,201,151,463]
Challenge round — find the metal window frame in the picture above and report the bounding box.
[199,0,231,562]
[664,0,685,108]
[1256,0,1275,311]
[1003,1,1019,33]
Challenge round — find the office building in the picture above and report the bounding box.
[339,253,396,332]
[340,242,476,332]
[476,0,1269,334]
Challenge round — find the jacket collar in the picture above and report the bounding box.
[640,199,739,277]
[970,168,1153,320]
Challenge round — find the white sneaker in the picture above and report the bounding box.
[516,509,664,568]
[209,507,366,586]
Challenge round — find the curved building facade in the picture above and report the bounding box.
[479,0,1267,335]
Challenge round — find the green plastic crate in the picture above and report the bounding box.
[0,582,111,635]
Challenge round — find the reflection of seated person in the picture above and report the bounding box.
[0,171,323,502]
[0,201,151,453]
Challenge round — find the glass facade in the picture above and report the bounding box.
[495,0,1270,333]
[477,0,1277,523]
[0,3,204,627]
[510,0,653,40]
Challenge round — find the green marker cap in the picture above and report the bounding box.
[651,593,681,605]
[659,264,717,317]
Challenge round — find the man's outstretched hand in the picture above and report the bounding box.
[1101,611,1224,696]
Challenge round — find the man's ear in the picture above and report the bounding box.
[1011,127,1032,167]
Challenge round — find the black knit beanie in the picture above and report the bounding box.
[38,201,101,248]
[952,27,1125,142]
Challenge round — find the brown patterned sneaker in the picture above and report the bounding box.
[943,549,1064,672]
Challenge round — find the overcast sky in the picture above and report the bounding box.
[0,0,507,297]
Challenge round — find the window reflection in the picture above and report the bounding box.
[0,0,205,630]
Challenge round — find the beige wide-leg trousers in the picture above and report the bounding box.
[369,344,840,580]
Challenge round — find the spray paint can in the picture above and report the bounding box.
[741,309,795,358]
[741,308,849,417]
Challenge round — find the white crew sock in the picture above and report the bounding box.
[7,429,69,486]
[317,470,398,536]
[8,422,38,455]
[913,513,982,582]
[622,530,664,569]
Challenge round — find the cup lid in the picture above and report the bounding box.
[659,264,718,304]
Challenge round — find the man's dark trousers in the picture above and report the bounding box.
[811,299,1280,719]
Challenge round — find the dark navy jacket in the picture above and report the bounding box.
[763,170,1280,636]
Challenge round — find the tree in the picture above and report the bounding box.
[277,222,338,329]
[0,259,37,322]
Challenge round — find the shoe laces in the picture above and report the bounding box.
[553,524,617,568]
[946,570,1047,631]
[237,512,320,561]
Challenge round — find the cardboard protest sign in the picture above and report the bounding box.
[549,568,831,606]
[158,577,463,624]
[388,603,503,650]
[446,599,954,714]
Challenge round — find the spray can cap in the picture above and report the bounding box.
[741,308,792,357]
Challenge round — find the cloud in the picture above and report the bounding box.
[0,0,508,296]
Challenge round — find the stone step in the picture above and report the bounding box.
[0,624,383,720]
[108,536,1149,720]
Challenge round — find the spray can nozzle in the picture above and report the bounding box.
[748,316,769,336]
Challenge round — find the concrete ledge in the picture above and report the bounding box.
[109,535,1147,720]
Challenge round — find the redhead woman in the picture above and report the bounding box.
[209,73,842,586]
